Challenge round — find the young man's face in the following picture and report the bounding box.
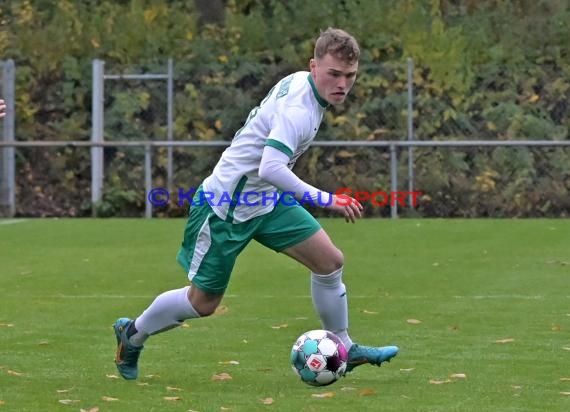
[310,53,358,105]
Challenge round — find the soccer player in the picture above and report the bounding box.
[0,99,6,118]
[114,28,398,380]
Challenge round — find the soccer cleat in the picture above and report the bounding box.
[345,343,399,373]
[114,317,143,380]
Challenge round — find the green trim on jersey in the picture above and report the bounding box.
[307,74,329,108]
[265,138,294,158]
[225,175,248,222]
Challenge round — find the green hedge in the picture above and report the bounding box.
[2,0,568,217]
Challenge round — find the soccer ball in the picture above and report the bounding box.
[290,329,348,386]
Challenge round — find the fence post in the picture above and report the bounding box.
[91,59,105,216]
[1,59,16,218]
[407,57,415,209]
[145,144,152,218]
[167,58,174,192]
[390,144,398,219]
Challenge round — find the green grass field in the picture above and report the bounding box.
[1,218,569,412]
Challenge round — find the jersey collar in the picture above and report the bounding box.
[307,74,330,109]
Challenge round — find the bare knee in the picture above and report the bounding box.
[313,247,344,275]
[192,302,218,317]
[188,285,223,317]
[283,230,345,275]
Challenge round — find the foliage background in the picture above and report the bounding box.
[0,0,568,217]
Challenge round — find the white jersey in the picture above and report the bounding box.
[202,71,328,223]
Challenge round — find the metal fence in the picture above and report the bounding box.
[1,139,569,219]
[91,59,174,206]
[1,58,569,219]
[0,59,16,217]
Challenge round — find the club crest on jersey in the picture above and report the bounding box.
[277,75,293,99]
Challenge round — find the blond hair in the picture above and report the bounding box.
[314,28,360,64]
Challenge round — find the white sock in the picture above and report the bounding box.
[129,286,200,346]
[311,267,353,350]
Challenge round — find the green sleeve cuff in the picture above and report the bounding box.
[265,138,293,159]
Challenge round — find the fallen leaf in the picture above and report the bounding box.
[336,150,356,158]
[212,373,232,381]
[58,399,80,405]
[407,319,422,325]
[7,370,23,376]
[311,392,334,398]
[429,379,451,385]
[400,368,415,372]
[560,392,570,396]
[101,396,119,401]
[359,388,376,396]
[137,382,149,386]
[0,401,5,406]
[260,398,274,405]
[144,374,159,379]
[218,360,240,365]
[166,386,182,392]
[450,373,467,379]
[220,407,231,411]
[38,341,49,346]
[362,310,378,315]
[106,374,119,379]
[164,396,182,401]
[181,323,191,328]
[563,347,570,351]
[495,338,515,344]
[560,377,570,381]
[0,323,14,327]
[340,386,357,391]
[271,324,288,329]
[80,408,99,412]
[186,409,200,412]
[56,389,70,393]
[552,324,562,331]
[511,385,522,390]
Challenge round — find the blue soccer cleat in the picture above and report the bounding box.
[113,317,143,380]
[345,343,399,373]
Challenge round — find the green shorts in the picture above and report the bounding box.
[176,190,321,295]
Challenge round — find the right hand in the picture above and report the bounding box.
[325,194,363,223]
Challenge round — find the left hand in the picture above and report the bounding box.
[327,194,363,223]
